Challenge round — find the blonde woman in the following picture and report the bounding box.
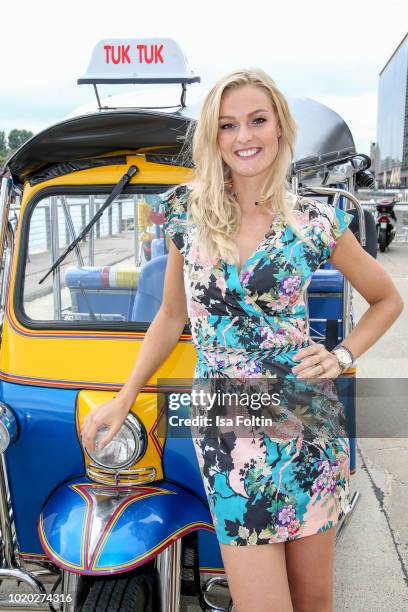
[81,69,404,611]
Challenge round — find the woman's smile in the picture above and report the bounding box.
[235,147,262,160]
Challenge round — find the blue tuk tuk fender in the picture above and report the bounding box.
[38,477,214,575]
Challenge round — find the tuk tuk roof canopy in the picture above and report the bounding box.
[4,98,356,186]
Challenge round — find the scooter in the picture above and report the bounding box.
[375,198,397,252]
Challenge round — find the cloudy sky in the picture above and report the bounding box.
[1,0,407,155]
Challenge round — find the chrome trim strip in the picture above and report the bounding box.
[50,195,62,321]
[62,570,80,612]
[309,317,342,322]
[0,452,18,568]
[343,178,355,341]
[155,538,182,612]
[0,177,11,270]
[86,464,157,486]
[0,223,13,329]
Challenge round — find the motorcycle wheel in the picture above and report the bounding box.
[379,229,387,252]
[80,573,153,612]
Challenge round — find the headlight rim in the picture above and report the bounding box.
[84,412,147,470]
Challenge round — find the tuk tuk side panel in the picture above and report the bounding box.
[0,322,196,389]
[198,530,224,573]
[1,381,83,554]
[162,434,209,505]
[0,161,197,390]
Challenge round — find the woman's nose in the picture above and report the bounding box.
[236,123,252,144]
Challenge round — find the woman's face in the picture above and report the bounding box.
[217,84,281,181]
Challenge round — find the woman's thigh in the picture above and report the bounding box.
[220,541,293,612]
[285,525,337,612]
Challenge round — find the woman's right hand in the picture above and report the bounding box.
[80,394,133,454]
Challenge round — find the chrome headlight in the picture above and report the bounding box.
[0,403,18,453]
[85,413,147,469]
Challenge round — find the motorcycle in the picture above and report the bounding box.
[375,198,397,252]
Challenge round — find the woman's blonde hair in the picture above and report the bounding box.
[181,67,318,265]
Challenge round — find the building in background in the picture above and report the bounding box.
[376,32,408,188]
[369,141,378,174]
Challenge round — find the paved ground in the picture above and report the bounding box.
[331,239,408,610]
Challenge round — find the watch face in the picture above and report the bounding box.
[335,348,352,367]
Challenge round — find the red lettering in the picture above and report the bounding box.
[103,44,112,64]
[136,44,145,63]
[155,44,164,63]
[111,45,121,65]
[136,43,164,64]
[144,45,154,64]
[122,44,131,64]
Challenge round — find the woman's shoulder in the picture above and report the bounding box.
[294,194,346,226]
[157,183,195,254]
[294,194,324,218]
[159,182,195,209]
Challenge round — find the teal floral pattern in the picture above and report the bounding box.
[157,183,354,545]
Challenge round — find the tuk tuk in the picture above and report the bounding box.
[0,39,376,611]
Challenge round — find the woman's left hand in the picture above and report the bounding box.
[291,341,343,379]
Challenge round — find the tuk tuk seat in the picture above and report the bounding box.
[130,254,168,322]
[65,265,141,320]
[307,267,345,350]
[151,237,166,258]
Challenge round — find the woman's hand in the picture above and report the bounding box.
[80,395,133,454]
[291,341,343,379]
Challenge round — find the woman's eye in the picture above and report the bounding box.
[220,123,234,130]
[253,117,266,125]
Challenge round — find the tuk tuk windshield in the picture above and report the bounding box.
[19,188,171,328]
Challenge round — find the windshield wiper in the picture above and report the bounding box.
[39,165,138,285]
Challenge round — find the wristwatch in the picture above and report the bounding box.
[330,344,355,373]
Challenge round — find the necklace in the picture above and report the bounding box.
[232,191,262,206]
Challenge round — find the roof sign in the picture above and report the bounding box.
[78,38,200,85]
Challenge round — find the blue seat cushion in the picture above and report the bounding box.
[308,269,344,293]
[130,255,168,322]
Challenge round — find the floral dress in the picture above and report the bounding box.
[157,183,354,546]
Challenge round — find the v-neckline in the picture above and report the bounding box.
[234,212,282,280]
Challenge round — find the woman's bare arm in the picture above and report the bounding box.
[328,229,404,360]
[81,240,188,452]
[117,241,189,408]
[292,229,404,377]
